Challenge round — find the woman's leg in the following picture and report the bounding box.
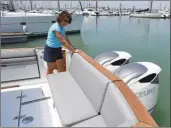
[56,58,65,72]
[46,62,57,75]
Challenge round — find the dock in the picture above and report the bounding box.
[1,30,80,44]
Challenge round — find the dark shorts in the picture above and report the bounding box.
[43,45,63,62]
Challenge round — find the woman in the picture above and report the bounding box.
[44,11,76,75]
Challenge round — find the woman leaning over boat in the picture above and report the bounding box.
[44,11,78,75]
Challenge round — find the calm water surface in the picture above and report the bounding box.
[2,16,170,126]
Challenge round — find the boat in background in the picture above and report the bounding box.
[1,11,85,34]
[1,1,85,35]
[129,1,166,19]
[130,12,162,18]
[159,10,170,18]
[82,8,97,16]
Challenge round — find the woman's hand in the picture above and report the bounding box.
[55,32,75,52]
[55,32,82,53]
[74,49,82,53]
[66,42,75,52]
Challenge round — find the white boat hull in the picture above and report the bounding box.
[1,13,84,33]
[130,13,161,18]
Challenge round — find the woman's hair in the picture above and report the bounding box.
[57,11,72,24]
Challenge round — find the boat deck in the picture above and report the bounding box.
[1,82,62,127]
[1,30,80,44]
[1,30,80,37]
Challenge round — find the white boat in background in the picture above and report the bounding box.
[0,11,85,34]
[1,47,158,127]
[129,1,167,19]
[82,8,98,16]
[73,10,83,15]
[29,10,38,13]
[121,12,131,16]
[91,11,110,16]
[159,10,170,18]
[130,12,162,18]
[41,9,54,14]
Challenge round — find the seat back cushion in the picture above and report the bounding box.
[71,115,108,127]
[69,53,111,112]
[1,57,37,64]
[101,83,138,127]
[1,49,36,59]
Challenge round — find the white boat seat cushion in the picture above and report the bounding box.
[1,49,36,59]
[1,57,37,64]
[69,53,111,112]
[47,72,97,127]
[71,113,135,127]
[71,115,107,127]
[101,83,138,127]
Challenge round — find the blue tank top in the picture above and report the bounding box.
[46,22,65,48]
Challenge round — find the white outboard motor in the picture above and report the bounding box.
[94,51,132,73]
[114,62,162,113]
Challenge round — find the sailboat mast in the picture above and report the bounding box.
[149,1,153,13]
[96,0,98,11]
[9,1,15,11]
[78,0,83,11]
[119,2,122,15]
[30,0,32,10]
[58,0,60,11]
[159,3,162,11]
[65,4,66,10]
[70,1,72,9]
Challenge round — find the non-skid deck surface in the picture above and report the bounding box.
[1,84,62,127]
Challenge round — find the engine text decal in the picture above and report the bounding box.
[136,87,155,98]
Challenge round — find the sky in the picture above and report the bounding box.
[3,1,170,10]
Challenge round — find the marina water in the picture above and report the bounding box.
[1,16,170,126]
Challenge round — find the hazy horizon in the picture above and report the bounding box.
[2,1,170,10]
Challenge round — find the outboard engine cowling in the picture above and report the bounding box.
[94,51,132,73]
[114,62,162,113]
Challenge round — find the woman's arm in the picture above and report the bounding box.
[65,35,72,45]
[55,32,75,52]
